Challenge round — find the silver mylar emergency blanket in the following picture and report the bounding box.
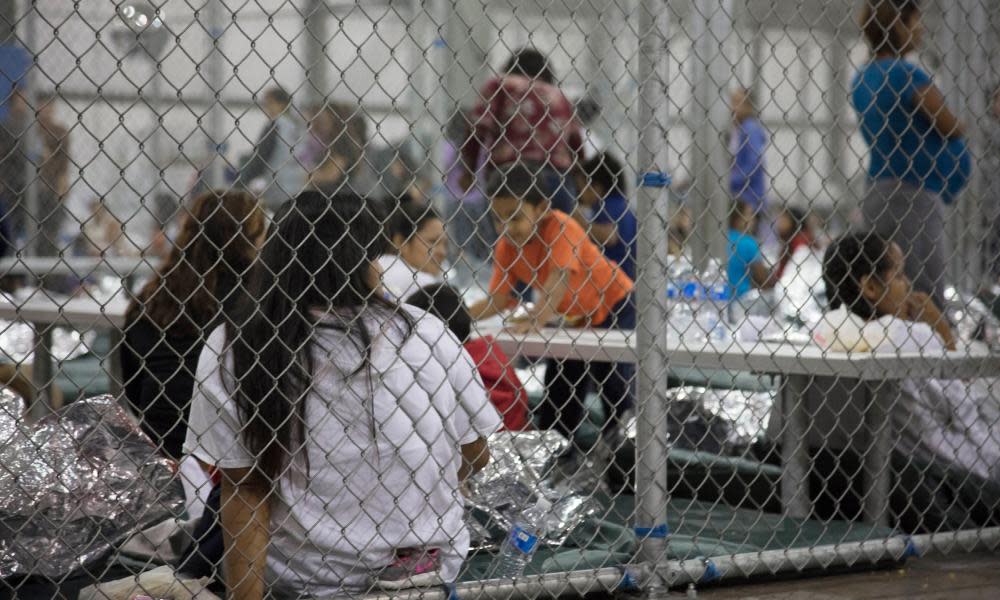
[0,392,184,578]
[467,430,600,549]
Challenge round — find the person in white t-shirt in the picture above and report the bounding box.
[808,232,1000,529]
[184,191,501,599]
[378,200,448,301]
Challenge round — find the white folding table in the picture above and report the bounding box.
[488,327,999,525]
[0,293,130,417]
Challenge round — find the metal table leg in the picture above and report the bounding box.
[29,322,54,420]
[863,382,892,527]
[780,374,810,519]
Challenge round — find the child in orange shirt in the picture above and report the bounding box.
[469,164,635,444]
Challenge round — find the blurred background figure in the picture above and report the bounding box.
[300,101,373,196]
[729,87,769,216]
[462,48,583,214]
[773,205,818,280]
[443,108,495,266]
[0,88,31,254]
[234,86,306,207]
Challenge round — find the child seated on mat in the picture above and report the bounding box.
[406,283,530,431]
[468,164,635,450]
[804,231,1000,530]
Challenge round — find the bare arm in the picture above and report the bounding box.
[468,290,515,321]
[459,436,490,481]
[220,467,271,600]
[511,268,569,332]
[751,261,778,291]
[913,83,966,139]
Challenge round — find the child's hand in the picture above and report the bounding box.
[505,319,539,335]
[905,292,956,350]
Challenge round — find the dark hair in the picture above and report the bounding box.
[576,97,601,125]
[823,232,893,320]
[503,48,555,84]
[579,153,627,197]
[227,191,411,483]
[264,86,292,106]
[859,0,921,55]
[405,283,472,342]
[486,164,548,206]
[127,190,264,336]
[728,200,755,229]
[389,199,442,242]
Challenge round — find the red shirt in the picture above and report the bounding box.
[463,75,583,174]
[464,336,529,431]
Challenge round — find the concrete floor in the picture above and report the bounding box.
[696,553,1000,599]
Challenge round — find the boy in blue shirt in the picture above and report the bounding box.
[727,201,778,298]
[574,153,637,280]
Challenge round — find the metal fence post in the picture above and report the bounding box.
[633,0,671,594]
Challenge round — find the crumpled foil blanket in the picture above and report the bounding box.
[0,392,183,578]
[466,430,601,550]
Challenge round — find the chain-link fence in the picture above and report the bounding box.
[2,0,999,598]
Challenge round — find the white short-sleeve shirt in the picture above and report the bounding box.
[184,305,501,598]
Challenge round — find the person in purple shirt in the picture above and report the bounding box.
[729,88,769,213]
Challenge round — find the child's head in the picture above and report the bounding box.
[823,232,911,320]
[405,283,472,342]
[503,48,556,85]
[860,0,922,56]
[730,87,756,123]
[487,164,550,247]
[389,200,448,276]
[577,153,626,208]
[775,205,808,242]
[262,86,291,119]
[668,206,692,257]
[263,191,388,310]
[729,200,757,234]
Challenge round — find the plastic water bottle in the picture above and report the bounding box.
[667,282,700,340]
[700,283,732,342]
[494,497,551,579]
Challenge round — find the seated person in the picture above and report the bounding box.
[406,283,530,431]
[773,205,817,279]
[378,200,447,301]
[468,164,634,449]
[727,200,778,298]
[574,152,637,280]
[185,192,500,598]
[802,232,999,530]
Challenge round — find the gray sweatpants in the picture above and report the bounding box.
[862,179,947,306]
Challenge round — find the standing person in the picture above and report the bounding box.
[235,86,306,207]
[121,190,265,461]
[468,165,634,451]
[729,87,769,214]
[985,82,1000,282]
[184,192,499,598]
[573,152,637,281]
[460,48,584,214]
[443,109,494,264]
[0,88,30,253]
[851,0,970,306]
[33,92,73,265]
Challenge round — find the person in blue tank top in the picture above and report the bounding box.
[850,0,969,306]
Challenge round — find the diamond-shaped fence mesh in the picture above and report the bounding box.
[1,0,999,598]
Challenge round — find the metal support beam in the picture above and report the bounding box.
[202,0,227,189]
[690,0,735,267]
[303,0,330,105]
[633,0,671,596]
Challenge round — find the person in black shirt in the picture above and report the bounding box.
[120,190,265,460]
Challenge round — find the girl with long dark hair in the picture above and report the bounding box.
[184,191,499,599]
[122,190,265,460]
